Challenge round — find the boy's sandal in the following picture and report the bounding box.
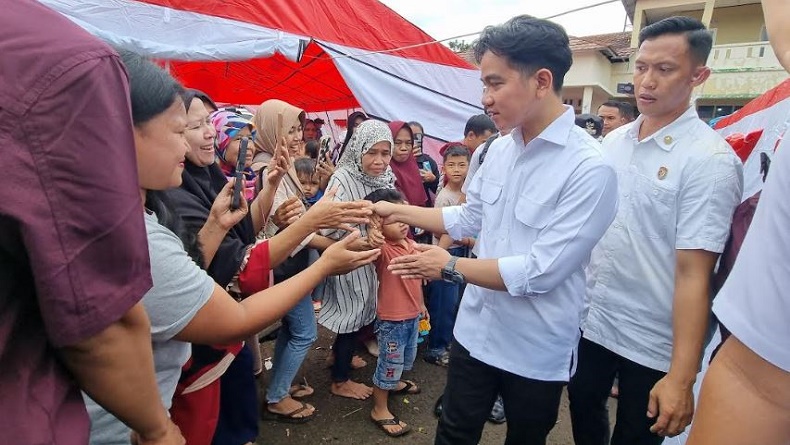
[391,379,421,395]
[371,416,412,437]
[262,402,315,424]
[423,352,450,367]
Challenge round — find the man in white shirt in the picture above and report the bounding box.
[685,1,790,443]
[569,16,743,445]
[598,100,636,138]
[373,15,618,445]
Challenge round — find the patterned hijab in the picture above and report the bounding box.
[336,120,396,189]
[210,110,256,174]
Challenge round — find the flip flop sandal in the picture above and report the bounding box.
[391,380,421,395]
[262,402,315,424]
[289,384,314,399]
[371,416,412,437]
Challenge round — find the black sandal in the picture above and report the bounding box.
[391,379,421,395]
[371,416,412,437]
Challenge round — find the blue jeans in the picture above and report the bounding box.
[425,247,465,357]
[373,317,419,390]
[266,294,317,403]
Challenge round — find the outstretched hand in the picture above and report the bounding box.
[388,243,450,281]
[209,179,249,230]
[319,231,381,275]
[304,187,373,232]
[371,200,401,225]
[271,196,303,229]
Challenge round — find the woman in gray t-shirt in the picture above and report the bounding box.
[85,52,380,445]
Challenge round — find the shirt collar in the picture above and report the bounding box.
[627,106,700,152]
[512,105,575,148]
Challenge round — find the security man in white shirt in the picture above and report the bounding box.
[372,15,618,445]
[569,16,743,445]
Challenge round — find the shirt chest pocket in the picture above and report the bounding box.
[627,174,677,240]
[479,178,505,228]
[512,195,554,252]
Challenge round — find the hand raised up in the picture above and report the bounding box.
[317,231,381,276]
[266,140,291,187]
[303,187,373,232]
[209,178,249,231]
[271,196,304,229]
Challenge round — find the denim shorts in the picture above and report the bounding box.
[373,317,420,390]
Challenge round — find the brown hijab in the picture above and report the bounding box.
[251,99,306,197]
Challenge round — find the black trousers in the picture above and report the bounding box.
[434,340,564,445]
[331,330,358,383]
[568,338,666,445]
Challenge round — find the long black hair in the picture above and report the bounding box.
[118,49,204,267]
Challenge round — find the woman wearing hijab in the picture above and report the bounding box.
[318,119,397,400]
[330,111,368,164]
[388,121,430,208]
[211,110,257,201]
[87,52,379,445]
[250,99,349,422]
[166,93,372,441]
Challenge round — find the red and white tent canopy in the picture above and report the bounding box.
[41,0,484,143]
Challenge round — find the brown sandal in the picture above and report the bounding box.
[262,401,315,424]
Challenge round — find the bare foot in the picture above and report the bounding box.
[365,339,380,357]
[351,355,368,369]
[371,407,409,436]
[289,384,314,399]
[267,396,315,418]
[331,380,374,400]
[325,353,367,369]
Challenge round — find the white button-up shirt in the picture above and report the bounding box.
[583,106,743,372]
[443,106,618,381]
[714,135,790,372]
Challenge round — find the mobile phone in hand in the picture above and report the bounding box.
[421,160,432,171]
[231,137,249,210]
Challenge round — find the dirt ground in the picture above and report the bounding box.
[253,326,616,445]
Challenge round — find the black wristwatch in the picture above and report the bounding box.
[441,257,466,284]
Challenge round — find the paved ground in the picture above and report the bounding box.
[254,326,616,445]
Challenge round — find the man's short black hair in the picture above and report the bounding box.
[600,100,636,121]
[638,16,713,65]
[443,145,471,161]
[464,114,497,137]
[364,189,404,204]
[294,158,316,177]
[473,15,572,92]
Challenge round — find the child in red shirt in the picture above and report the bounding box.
[365,189,428,438]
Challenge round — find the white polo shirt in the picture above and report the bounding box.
[714,134,790,372]
[444,106,618,381]
[583,106,743,372]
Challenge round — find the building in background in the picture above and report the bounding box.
[457,0,788,124]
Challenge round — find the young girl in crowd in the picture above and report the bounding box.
[365,189,427,438]
[250,99,347,423]
[85,51,379,444]
[318,119,396,400]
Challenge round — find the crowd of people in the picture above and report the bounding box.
[2,1,790,445]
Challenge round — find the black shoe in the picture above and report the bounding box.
[434,394,443,418]
[488,395,506,424]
